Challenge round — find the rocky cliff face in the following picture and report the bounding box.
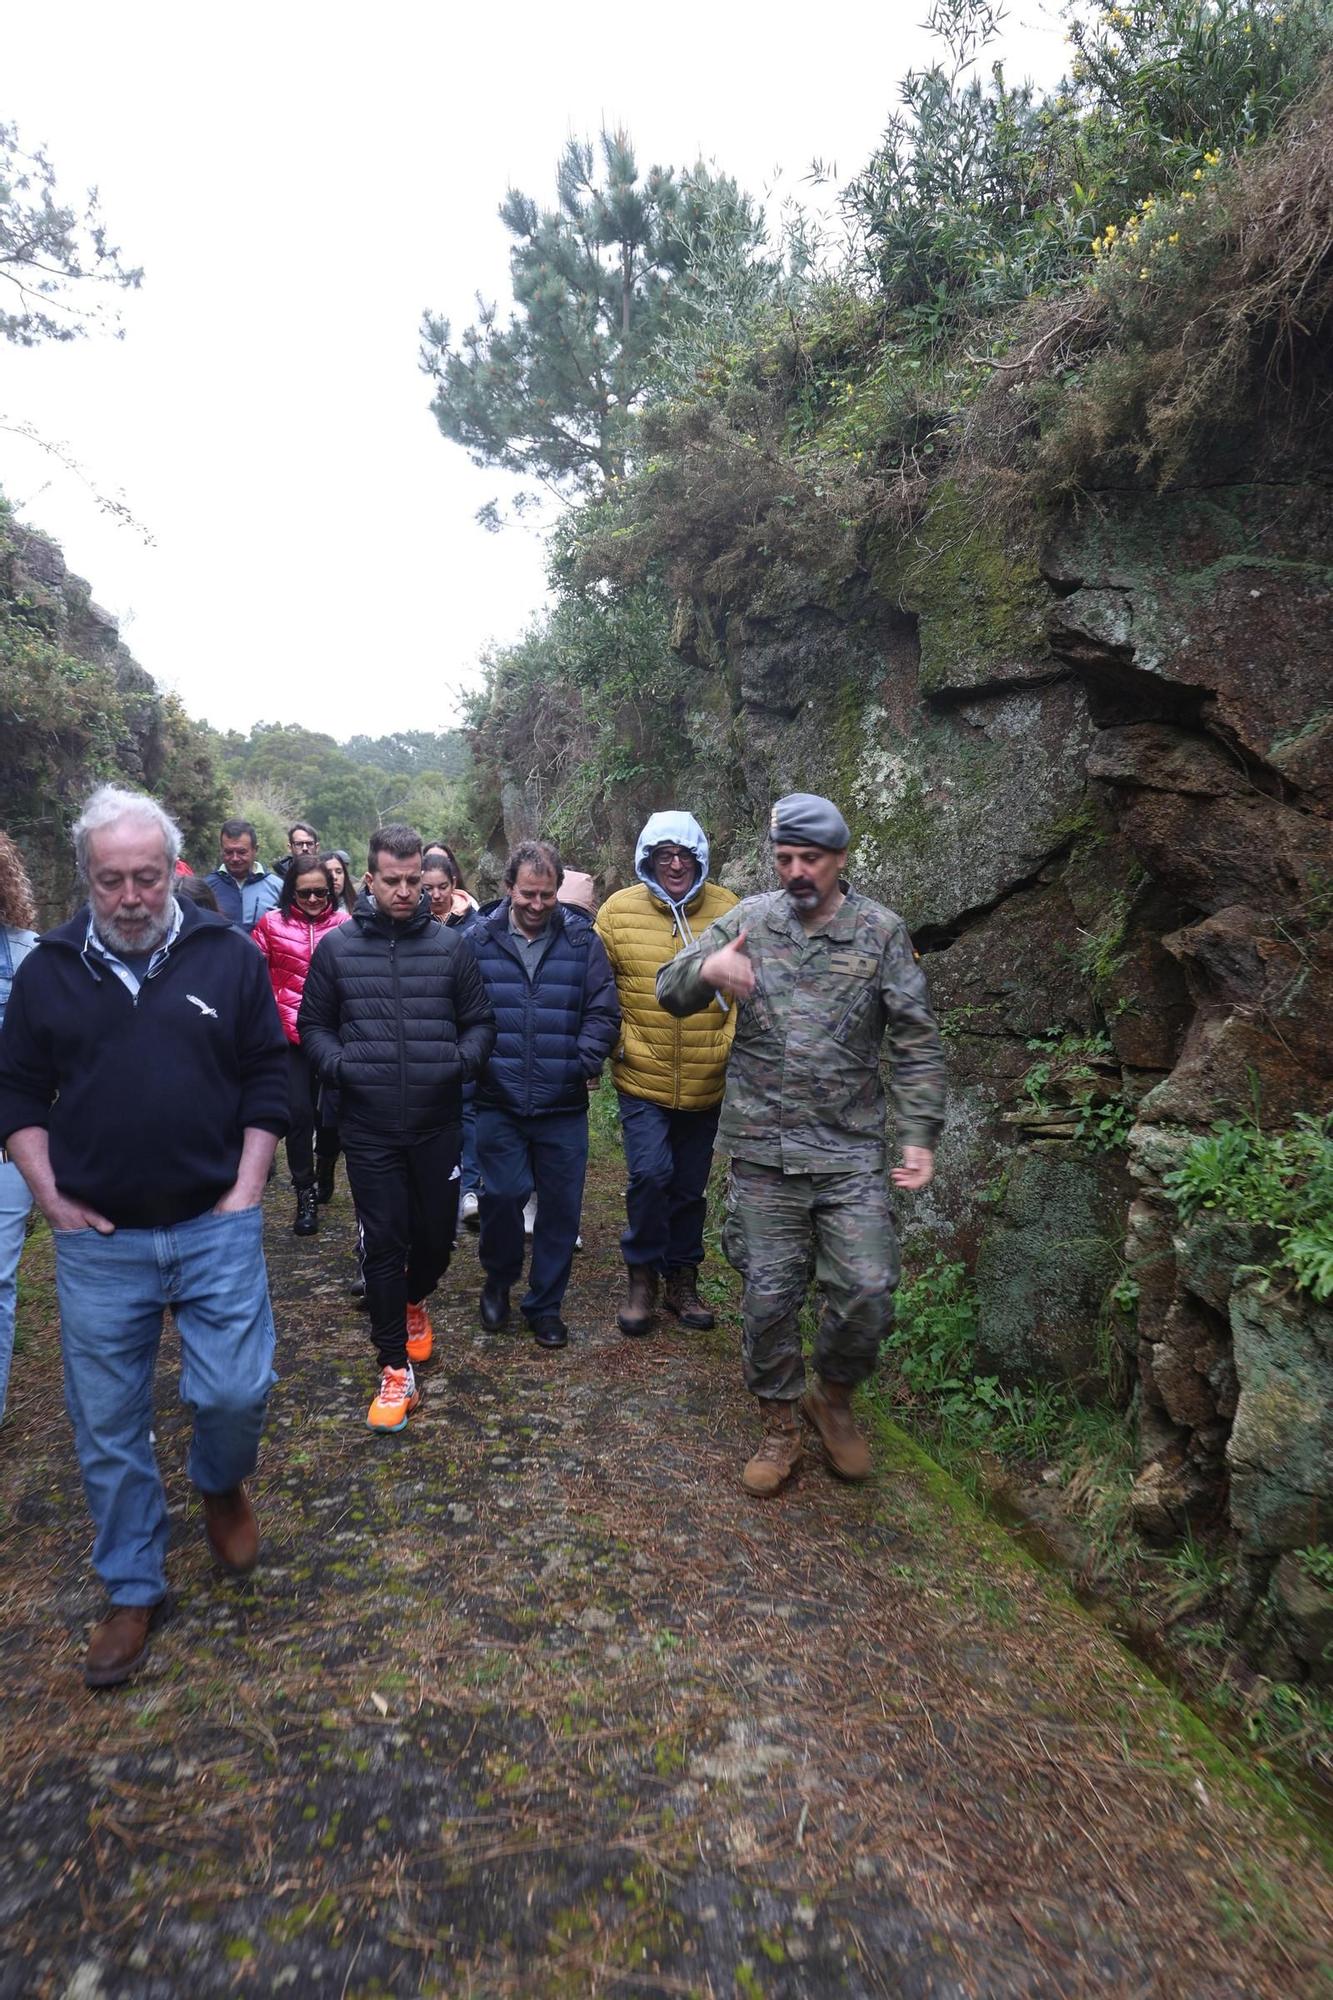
[484,433,1333,1677]
[0,509,224,922]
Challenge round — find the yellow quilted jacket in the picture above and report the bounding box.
[595,880,738,1109]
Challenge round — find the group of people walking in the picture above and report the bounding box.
[0,782,945,1689]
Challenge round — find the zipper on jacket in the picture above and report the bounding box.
[390,936,407,1129]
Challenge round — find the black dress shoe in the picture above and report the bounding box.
[480,1280,510,1331]
[529,1314,568,1350]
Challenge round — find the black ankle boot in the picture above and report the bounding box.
[315,1158,336,1205]
[293,1183,319,1236]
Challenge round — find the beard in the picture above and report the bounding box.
[96,907,173,957]
[785,879,820,906]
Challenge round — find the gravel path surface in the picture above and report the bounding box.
[2,1151,1330,1998]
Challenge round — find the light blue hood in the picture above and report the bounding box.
[635,811,710,938]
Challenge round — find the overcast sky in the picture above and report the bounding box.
[2,1,1068,737]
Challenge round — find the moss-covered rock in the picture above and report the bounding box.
[974,1149,1131,1382]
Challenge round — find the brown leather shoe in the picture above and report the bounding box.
[662,1266,715,1331]
[201,1484,260,1573]
[742,1400,803,1496]
[84,1598,170,1689]
[616,1264,658,1338]
[800,1377,873,1481]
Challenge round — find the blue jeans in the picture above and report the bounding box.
[617,1094,720,1273]
[0,1157,33,1420]
[476,1106,588,1320]
[461,1084,480,1198]
[54,1206,277,1606]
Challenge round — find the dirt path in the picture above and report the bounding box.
[2,1143,1330,1999]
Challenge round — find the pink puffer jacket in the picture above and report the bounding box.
[252,904,349,1044]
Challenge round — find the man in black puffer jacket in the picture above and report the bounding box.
[467,839,619,1352]
[298,825,494,1432]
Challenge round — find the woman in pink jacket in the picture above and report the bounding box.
[253,855,350,1235]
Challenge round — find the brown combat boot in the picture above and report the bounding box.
[662,1266,715,1331]
[616,1264,658,1338]
[84,1598,171,1689]
[201,1484,261,1573]
[801,1377,873,1482]
[742,1400,803,1496]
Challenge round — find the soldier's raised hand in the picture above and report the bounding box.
[701,929,755,1000]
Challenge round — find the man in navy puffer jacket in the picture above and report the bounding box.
[467,840,619,1349]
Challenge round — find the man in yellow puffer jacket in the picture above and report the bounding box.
[596,812,737,1337]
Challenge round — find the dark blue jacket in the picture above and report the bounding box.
[468,900,619,1117]
[203,864,282,932]
[0,899,288,1229]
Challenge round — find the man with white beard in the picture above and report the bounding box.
[0,785,288,1687]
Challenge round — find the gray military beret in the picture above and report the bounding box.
[768,792,851,850]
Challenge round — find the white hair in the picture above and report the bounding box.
[73,785,183,880]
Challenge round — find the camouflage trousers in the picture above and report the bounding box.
[721,1159,900,1402]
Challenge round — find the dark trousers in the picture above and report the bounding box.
[476,1106,588,1320]
[618,1093,720,1272]
[285,1042,339,1187]
[343,1127,461,1368]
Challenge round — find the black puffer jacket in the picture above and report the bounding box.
[297,893,495,1140]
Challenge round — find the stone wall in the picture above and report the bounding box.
[486,441,1333,1677]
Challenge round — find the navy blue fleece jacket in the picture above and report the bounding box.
[0,899,288,1228]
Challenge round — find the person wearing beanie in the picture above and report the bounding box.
[657,792,946,1496]
[595,813,738,1337]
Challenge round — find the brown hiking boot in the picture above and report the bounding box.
[84,1598,170,1689]
[663,1266,715,1331]
[616,1264,658,1338]
[742,1401,803,1496]
[801,1377,873,1482]
[201,1484,260,1573]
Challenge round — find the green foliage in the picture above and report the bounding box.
[1075,892,1130,992]
[1163,1113,1333,1300]
[1151,1531,1231,1619]
[1294,1544,1333,1587]
[0,120,142,344]
[884,1256,1075,1458]
[464,571,682,870]
[1018,1029,1131,1151]
[420,131,768,501]
[843,0,1332,338]
[343,730,468,779]
[0,503,225,890]
[205,722,474,871]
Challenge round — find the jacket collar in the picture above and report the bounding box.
[42,896,227,953]
[351,890,433,939]
[763,885,860,943]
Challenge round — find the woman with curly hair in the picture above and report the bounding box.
[0,832,39,1420]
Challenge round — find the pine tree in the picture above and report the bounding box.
[420,130,763,502]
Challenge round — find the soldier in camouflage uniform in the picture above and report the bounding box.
[657,792,945,1495]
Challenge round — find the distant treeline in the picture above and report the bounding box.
[200,723,473,872]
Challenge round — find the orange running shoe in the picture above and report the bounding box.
[367,1364,420,1433]
[405,1301,433,1365]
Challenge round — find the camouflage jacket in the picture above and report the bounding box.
[656,888,945,1174]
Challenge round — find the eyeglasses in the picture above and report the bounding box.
[652,847,693,865]
[295,887,330,902]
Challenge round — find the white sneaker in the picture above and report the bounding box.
[523,1196,537,1237]
[460,1191,480,1230]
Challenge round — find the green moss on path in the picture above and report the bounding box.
[1,1150,1330,1998]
